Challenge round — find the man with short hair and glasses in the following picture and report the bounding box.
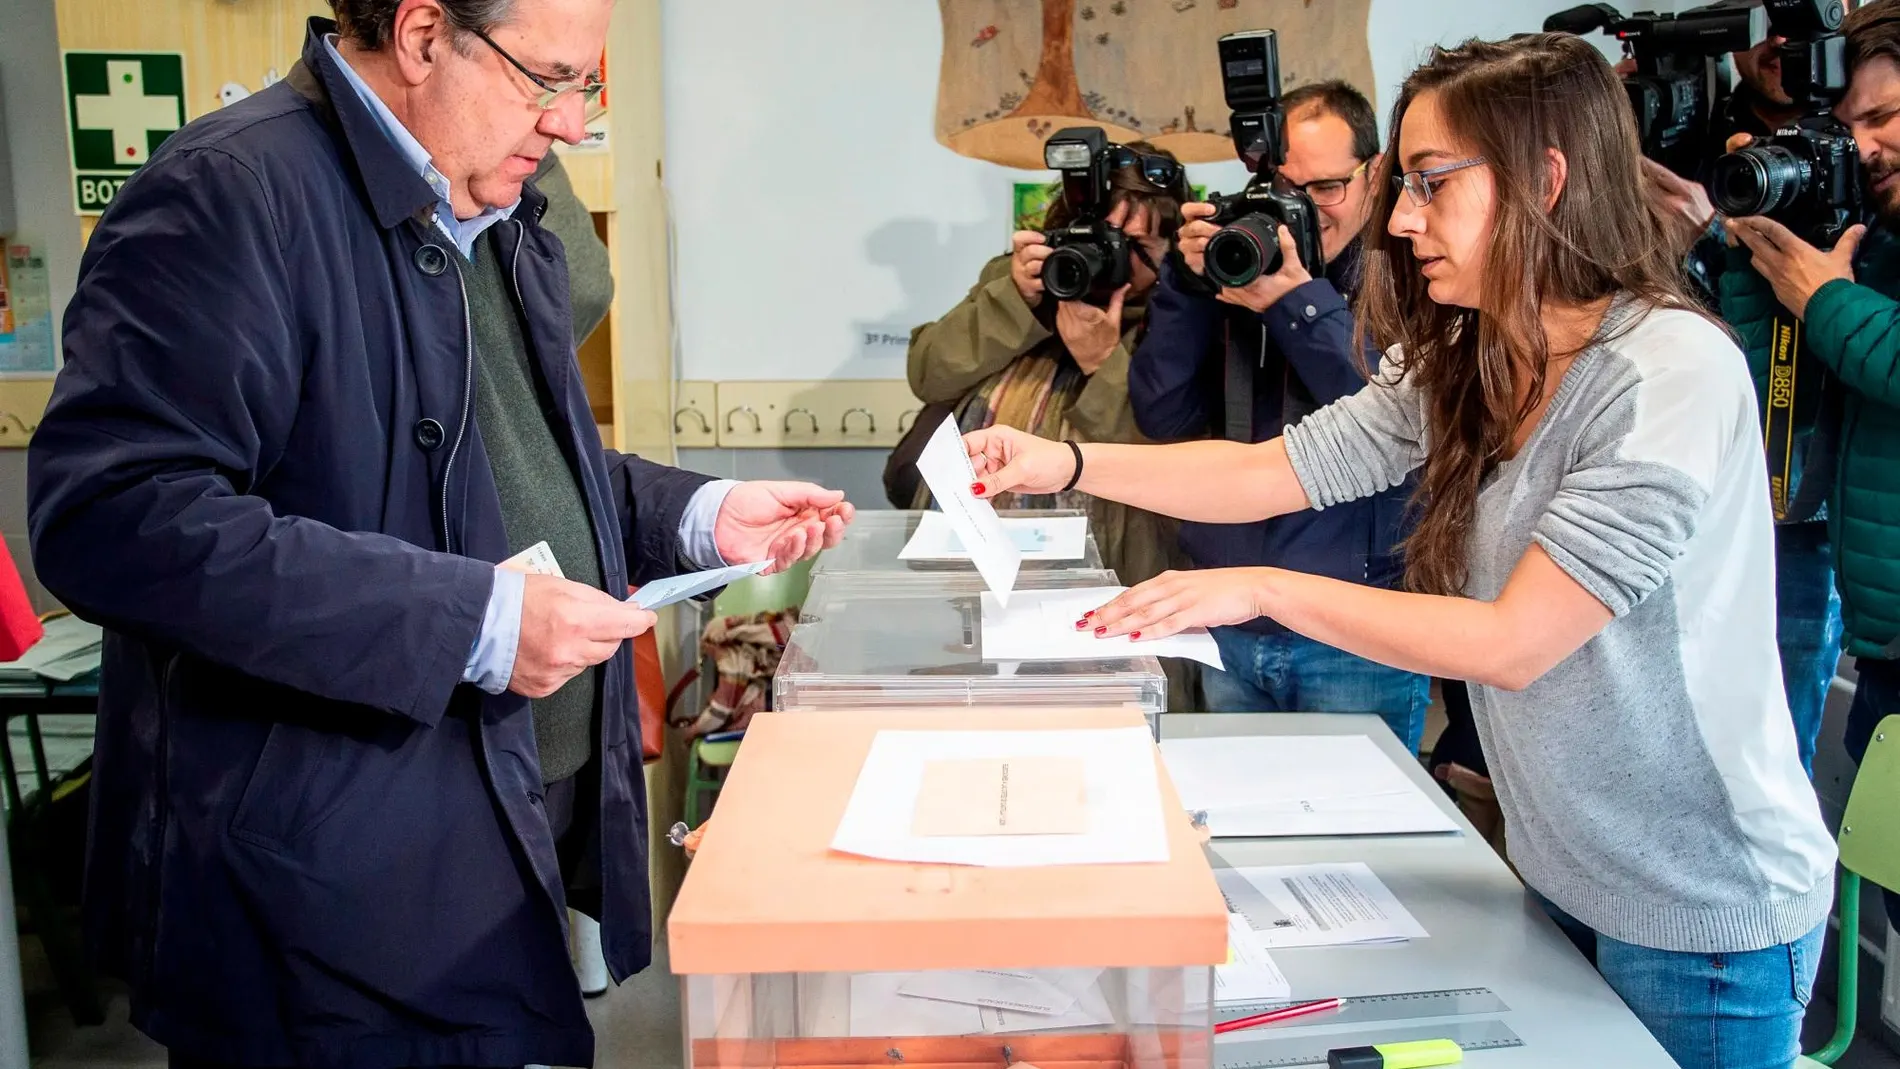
[26,0,854,1064]
[1129,80,1430,747]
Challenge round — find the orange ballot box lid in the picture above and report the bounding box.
[668,708,1228,977]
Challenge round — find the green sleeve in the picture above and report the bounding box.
[1066,326,1148,445]
[1804,278,1900,409]
[533,154,614,342]
[906,255,1052,404]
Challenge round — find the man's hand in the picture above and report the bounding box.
[1640,158,1716,258]
[964,425,1076,498]
[1055,286,1130,374]
[511,574,658,699]
[1079,568,1267,639]
[1177,202,1220,277]
[713,481,853,575]
[1729,215,1865,319]
[1216,226,1313,313]
[1009,230,1053,306]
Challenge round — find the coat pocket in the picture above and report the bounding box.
[227,721,353,852]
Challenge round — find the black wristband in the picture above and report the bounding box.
[1061,440,1084,493]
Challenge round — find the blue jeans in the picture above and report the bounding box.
[1538,895,1822,1069]
[1844,656,1900,927]
[1775,523,1845,775]
[1204,627,1431,753]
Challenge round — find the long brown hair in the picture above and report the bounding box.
[1357,33,1704,596]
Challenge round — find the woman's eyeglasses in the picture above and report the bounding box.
[471,27,606,111]
[1392,156,1487,207]
[1108,146,1187,196]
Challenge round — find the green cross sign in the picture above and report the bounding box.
[63,51,187,216]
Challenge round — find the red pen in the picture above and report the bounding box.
[1213,997,1346,1034]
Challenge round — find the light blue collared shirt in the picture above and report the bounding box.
[324,36,735,694]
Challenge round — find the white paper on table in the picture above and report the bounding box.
[630,560,770,610]
[1159,735,1458,838]
[898,967,1103,1015]
[977,586,1225,671]
[829,727,1169,867]
[898,511,1090,562]
[1215,911,1291,1004]
[1216,864,1428,949]
[913,416,1021,602]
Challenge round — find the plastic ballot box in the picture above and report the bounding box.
[669,708,1226,1069]
[776,572,1169,733]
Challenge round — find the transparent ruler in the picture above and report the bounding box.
[1217,986,1509,1028]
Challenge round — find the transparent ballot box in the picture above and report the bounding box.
[810,509,1104,581]
[775,571,1168,728]
[669,709,1224,1069]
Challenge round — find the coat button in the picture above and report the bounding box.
[414,418,445,451]
[1303,304,1318,319]
[415,244,448,276]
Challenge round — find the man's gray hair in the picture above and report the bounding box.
[328,0,515,51]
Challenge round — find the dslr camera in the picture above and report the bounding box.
[1708,0,1859,249]
[1545,1,1763,176]
[1042,127,1135,304]
[1200,29,1325,288]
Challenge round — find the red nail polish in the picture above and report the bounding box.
[1131,630,1142,640]
[1074,619,1089,630]
[1094,626,1107,636]
[971,482,986,495]
[1083,610,1095,619]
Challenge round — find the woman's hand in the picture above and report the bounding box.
[963,425,1077,498]
[1078,568,1269,639]
[1009,230,1054,306]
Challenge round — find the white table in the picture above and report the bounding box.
[1162,713,1679,1069]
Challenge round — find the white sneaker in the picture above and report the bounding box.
[570,909,610,998]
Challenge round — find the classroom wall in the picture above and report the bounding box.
[660,0,1634,386]
[0,0,81,611]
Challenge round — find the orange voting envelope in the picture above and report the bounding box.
[0,536,42,661]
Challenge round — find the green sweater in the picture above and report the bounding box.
[468,225,604,783]
[1722,239,1900,659]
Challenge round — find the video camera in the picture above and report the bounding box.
[1199,29,1325,288]
[1544,0,1764,176]
[1041,127,1137,304]
[1707,0,1859,249]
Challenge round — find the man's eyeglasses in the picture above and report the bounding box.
[1274,161,1367,207]
[1392,156,1487,207]
[470,27,605,111]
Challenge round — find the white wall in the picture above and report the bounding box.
[662,1,1628,382]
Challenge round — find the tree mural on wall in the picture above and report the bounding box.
[937,0,1375,169]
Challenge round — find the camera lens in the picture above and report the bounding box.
[1044,245,1104,302]
[1205,214,1284,288]
[1711,145,1809,218]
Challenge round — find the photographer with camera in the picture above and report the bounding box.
[903,137,1188,593]
[1720,0,1900,923]
[1128,72,1427,749]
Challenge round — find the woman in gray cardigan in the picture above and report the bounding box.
[961,34,1833,1069]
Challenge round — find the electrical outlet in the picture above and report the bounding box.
[671,381,718,448]
[714,381,920,448]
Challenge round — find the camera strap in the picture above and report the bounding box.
[1224,319,1256,442]
[1763,312,1843,525]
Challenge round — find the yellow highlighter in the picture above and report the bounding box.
[1326,1039,1463,1069]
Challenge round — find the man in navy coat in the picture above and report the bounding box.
[26,1,849,1064]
